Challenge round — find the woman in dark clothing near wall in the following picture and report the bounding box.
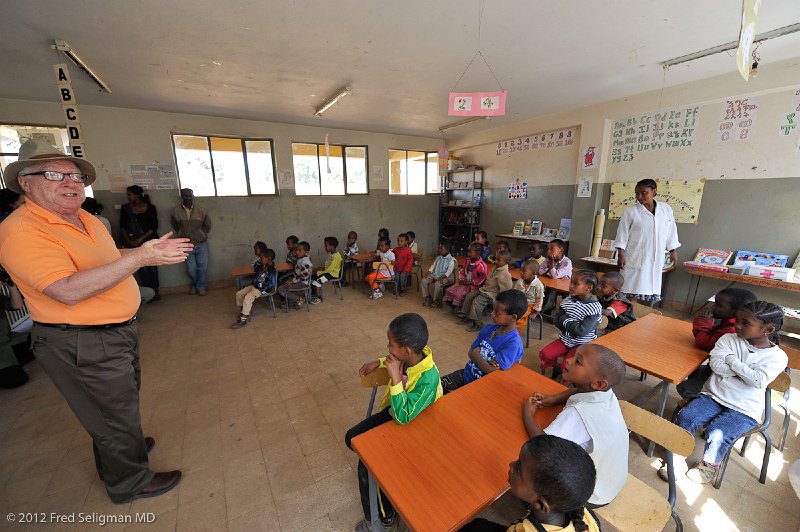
[120,185,161,301]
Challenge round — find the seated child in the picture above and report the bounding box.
[461,249,514,331]
[540,270,602,381]
[378,227,391,247]
[677,287,757,400]
[513,259,545,337]
[341,230,360,285]
[277,241,312,308]
[475,230,492,262]
[236,240,269,289]
[393,233,414,293]
[309,236,343,303]
[486,240,509,264]
[596,271,635,332]
[462,435,600,532]
[406,230,419,255]
[675,301,787,484]
[421,242,457,308]
[540,239,572,313]
[523,344,629,507]
[511,242,546,269]
[441,289,527,393]
[365,237,395,300]
[345,313,442,532]
[233,248,276,328]
[442,243,487,310]
[278,235,299,284]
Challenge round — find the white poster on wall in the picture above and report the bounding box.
[581,146,597,169]
[278,169,293,187]
[779,88,800,137]
[716,97,759,143]
[577,175,593,198]
[372,165,385,181]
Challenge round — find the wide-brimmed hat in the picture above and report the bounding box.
[3,139,96,194]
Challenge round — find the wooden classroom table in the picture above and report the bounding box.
[231,262,293,286]
[683,265,800,316]
[347,252,379,289]
[352,365,566,532]
[454,259,571,292]
[593,313,708,455]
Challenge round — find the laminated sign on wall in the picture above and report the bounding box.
[778,88,800,137]
[495,128,576,156]
[608,178,706,224]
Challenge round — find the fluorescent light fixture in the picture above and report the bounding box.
[662,23,800,68]
[437,116,487,133]
[51,39,112,93]
[314,85,352,116]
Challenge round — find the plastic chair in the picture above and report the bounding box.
[359,366,392,529]
[375,262,399,299]
[715,371,792,488]
[525,313,544,348]
[596,401,695,532]
[776,346,799,451]
[318,254,345,303]
[283,284,311,313]
[257,274,279,318]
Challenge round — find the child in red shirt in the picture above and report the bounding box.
[678,287,757,399]
[393,233,415,294]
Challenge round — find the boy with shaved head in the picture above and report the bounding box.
[523,344,629,507]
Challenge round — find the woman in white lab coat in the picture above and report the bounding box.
[614,179,680,304]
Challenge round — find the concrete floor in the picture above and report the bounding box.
[1,281,798,532]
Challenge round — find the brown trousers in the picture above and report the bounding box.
[31,322,153,502]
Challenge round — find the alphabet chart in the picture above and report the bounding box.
[716,97,759,143]
[610,106,700,164]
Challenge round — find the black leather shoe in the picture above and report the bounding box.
[125,470,182,503]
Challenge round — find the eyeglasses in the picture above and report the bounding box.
[20,171,88,183]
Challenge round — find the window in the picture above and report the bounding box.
[172,134,277,196]
[291,142,368,196]
[0,124,93,196]
[388,149,439,195]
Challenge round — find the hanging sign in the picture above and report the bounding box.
[736,0,761,81]
[449,90,506,116]
[437,146,448,177]
[53,63,85,158]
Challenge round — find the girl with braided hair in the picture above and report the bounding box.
[676,300,788,484]
[462,435,600,531]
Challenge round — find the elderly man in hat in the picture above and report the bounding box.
[0,140,191,503]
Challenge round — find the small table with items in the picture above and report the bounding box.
[347,252,379,289]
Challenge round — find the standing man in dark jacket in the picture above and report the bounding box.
[170,188,211,295]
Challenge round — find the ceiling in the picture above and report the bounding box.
[1,1,799,138]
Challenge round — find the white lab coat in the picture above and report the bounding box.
[614,201,680,297]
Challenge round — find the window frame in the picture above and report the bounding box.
[388,149,440,196]
[171,133,279,197]
[0,122,91,195]
[290,141,370,196]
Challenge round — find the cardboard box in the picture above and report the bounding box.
[746,265,796,281]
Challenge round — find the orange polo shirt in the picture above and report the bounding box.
[0,199,140,325]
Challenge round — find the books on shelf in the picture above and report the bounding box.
[692,248,733,266]
[557,218,571,240]
[733,250,790,268]
[512,221,524,235]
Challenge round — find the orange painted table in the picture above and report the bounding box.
[593,313,708,455]
[347,252,379,289]
[352,364,565,532]
[231,262,293,287]
[683,265,800,316]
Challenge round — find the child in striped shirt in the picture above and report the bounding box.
[539,269,602,381]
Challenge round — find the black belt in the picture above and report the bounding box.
[34,316,137,330]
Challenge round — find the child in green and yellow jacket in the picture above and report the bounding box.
[345,313,442,532]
